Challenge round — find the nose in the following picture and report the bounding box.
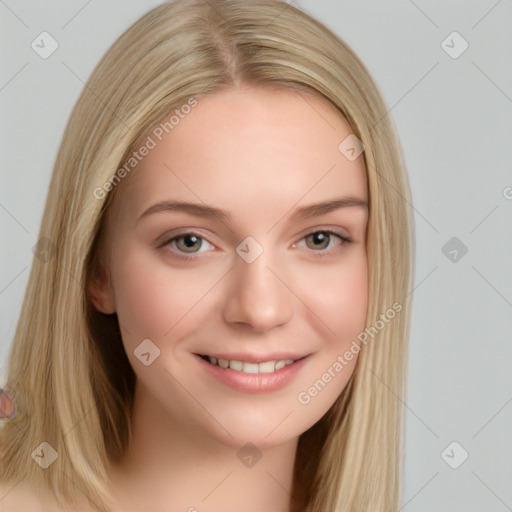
[222,248,294,332]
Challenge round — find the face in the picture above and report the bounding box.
[93,85,368,449]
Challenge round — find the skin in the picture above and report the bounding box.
[60,85,368,512]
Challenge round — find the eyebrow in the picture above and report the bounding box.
[138,196,368,224]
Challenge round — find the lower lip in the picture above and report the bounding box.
[195,355,308,394]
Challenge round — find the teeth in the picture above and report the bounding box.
[258,360,276,373]
[229,360,243,371]
[204,356,296,374]
[243,362,259,374]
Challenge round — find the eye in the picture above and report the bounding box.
[296,229,351,254]
[305,231,331,250]
[162,233,215,256]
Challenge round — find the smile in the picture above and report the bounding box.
[196,352,309,393]
[200,355,296,374]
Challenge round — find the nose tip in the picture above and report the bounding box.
[222,248,294,331]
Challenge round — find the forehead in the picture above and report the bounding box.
[114,86,367,225]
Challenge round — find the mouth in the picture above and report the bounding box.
[198,354,301,374]
[195,352,309,393]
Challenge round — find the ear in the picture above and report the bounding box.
[88,259,116,315]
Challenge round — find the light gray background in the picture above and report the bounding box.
[1,1,511,510]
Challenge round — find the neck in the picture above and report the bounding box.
[107,383,299,512]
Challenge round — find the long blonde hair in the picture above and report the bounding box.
[0,1,414,510]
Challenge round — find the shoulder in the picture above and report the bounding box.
[0,478,41,511]
[0,478,72,512]
[0,476,126,512]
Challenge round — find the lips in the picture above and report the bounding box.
[199,355,297,374]
[197,351,306,363]
[195,352,309,393]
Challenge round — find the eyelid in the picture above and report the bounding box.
[156,228,215,247]
[292,227,352,254]
[295,225,351,243]
[157,229,217,260]
[158,225,352,260]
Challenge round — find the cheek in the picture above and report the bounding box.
[294,250,368,340]
[290,253,367,423]
[110,244,221,347]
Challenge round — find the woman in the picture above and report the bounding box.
[0,1,414,510]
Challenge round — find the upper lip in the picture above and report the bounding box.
[195,352,308,363]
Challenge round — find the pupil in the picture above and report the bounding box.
[314,233,326,244]
[184,235,198,247]
[310,232,329,249]
[180,235,200,251]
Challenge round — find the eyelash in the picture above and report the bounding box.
[159,229,352,262]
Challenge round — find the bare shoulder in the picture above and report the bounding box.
[0,476,125,512]
[0,478,77,512]
[0,477,43,511]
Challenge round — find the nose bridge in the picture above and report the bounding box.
[222,237,294,330]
